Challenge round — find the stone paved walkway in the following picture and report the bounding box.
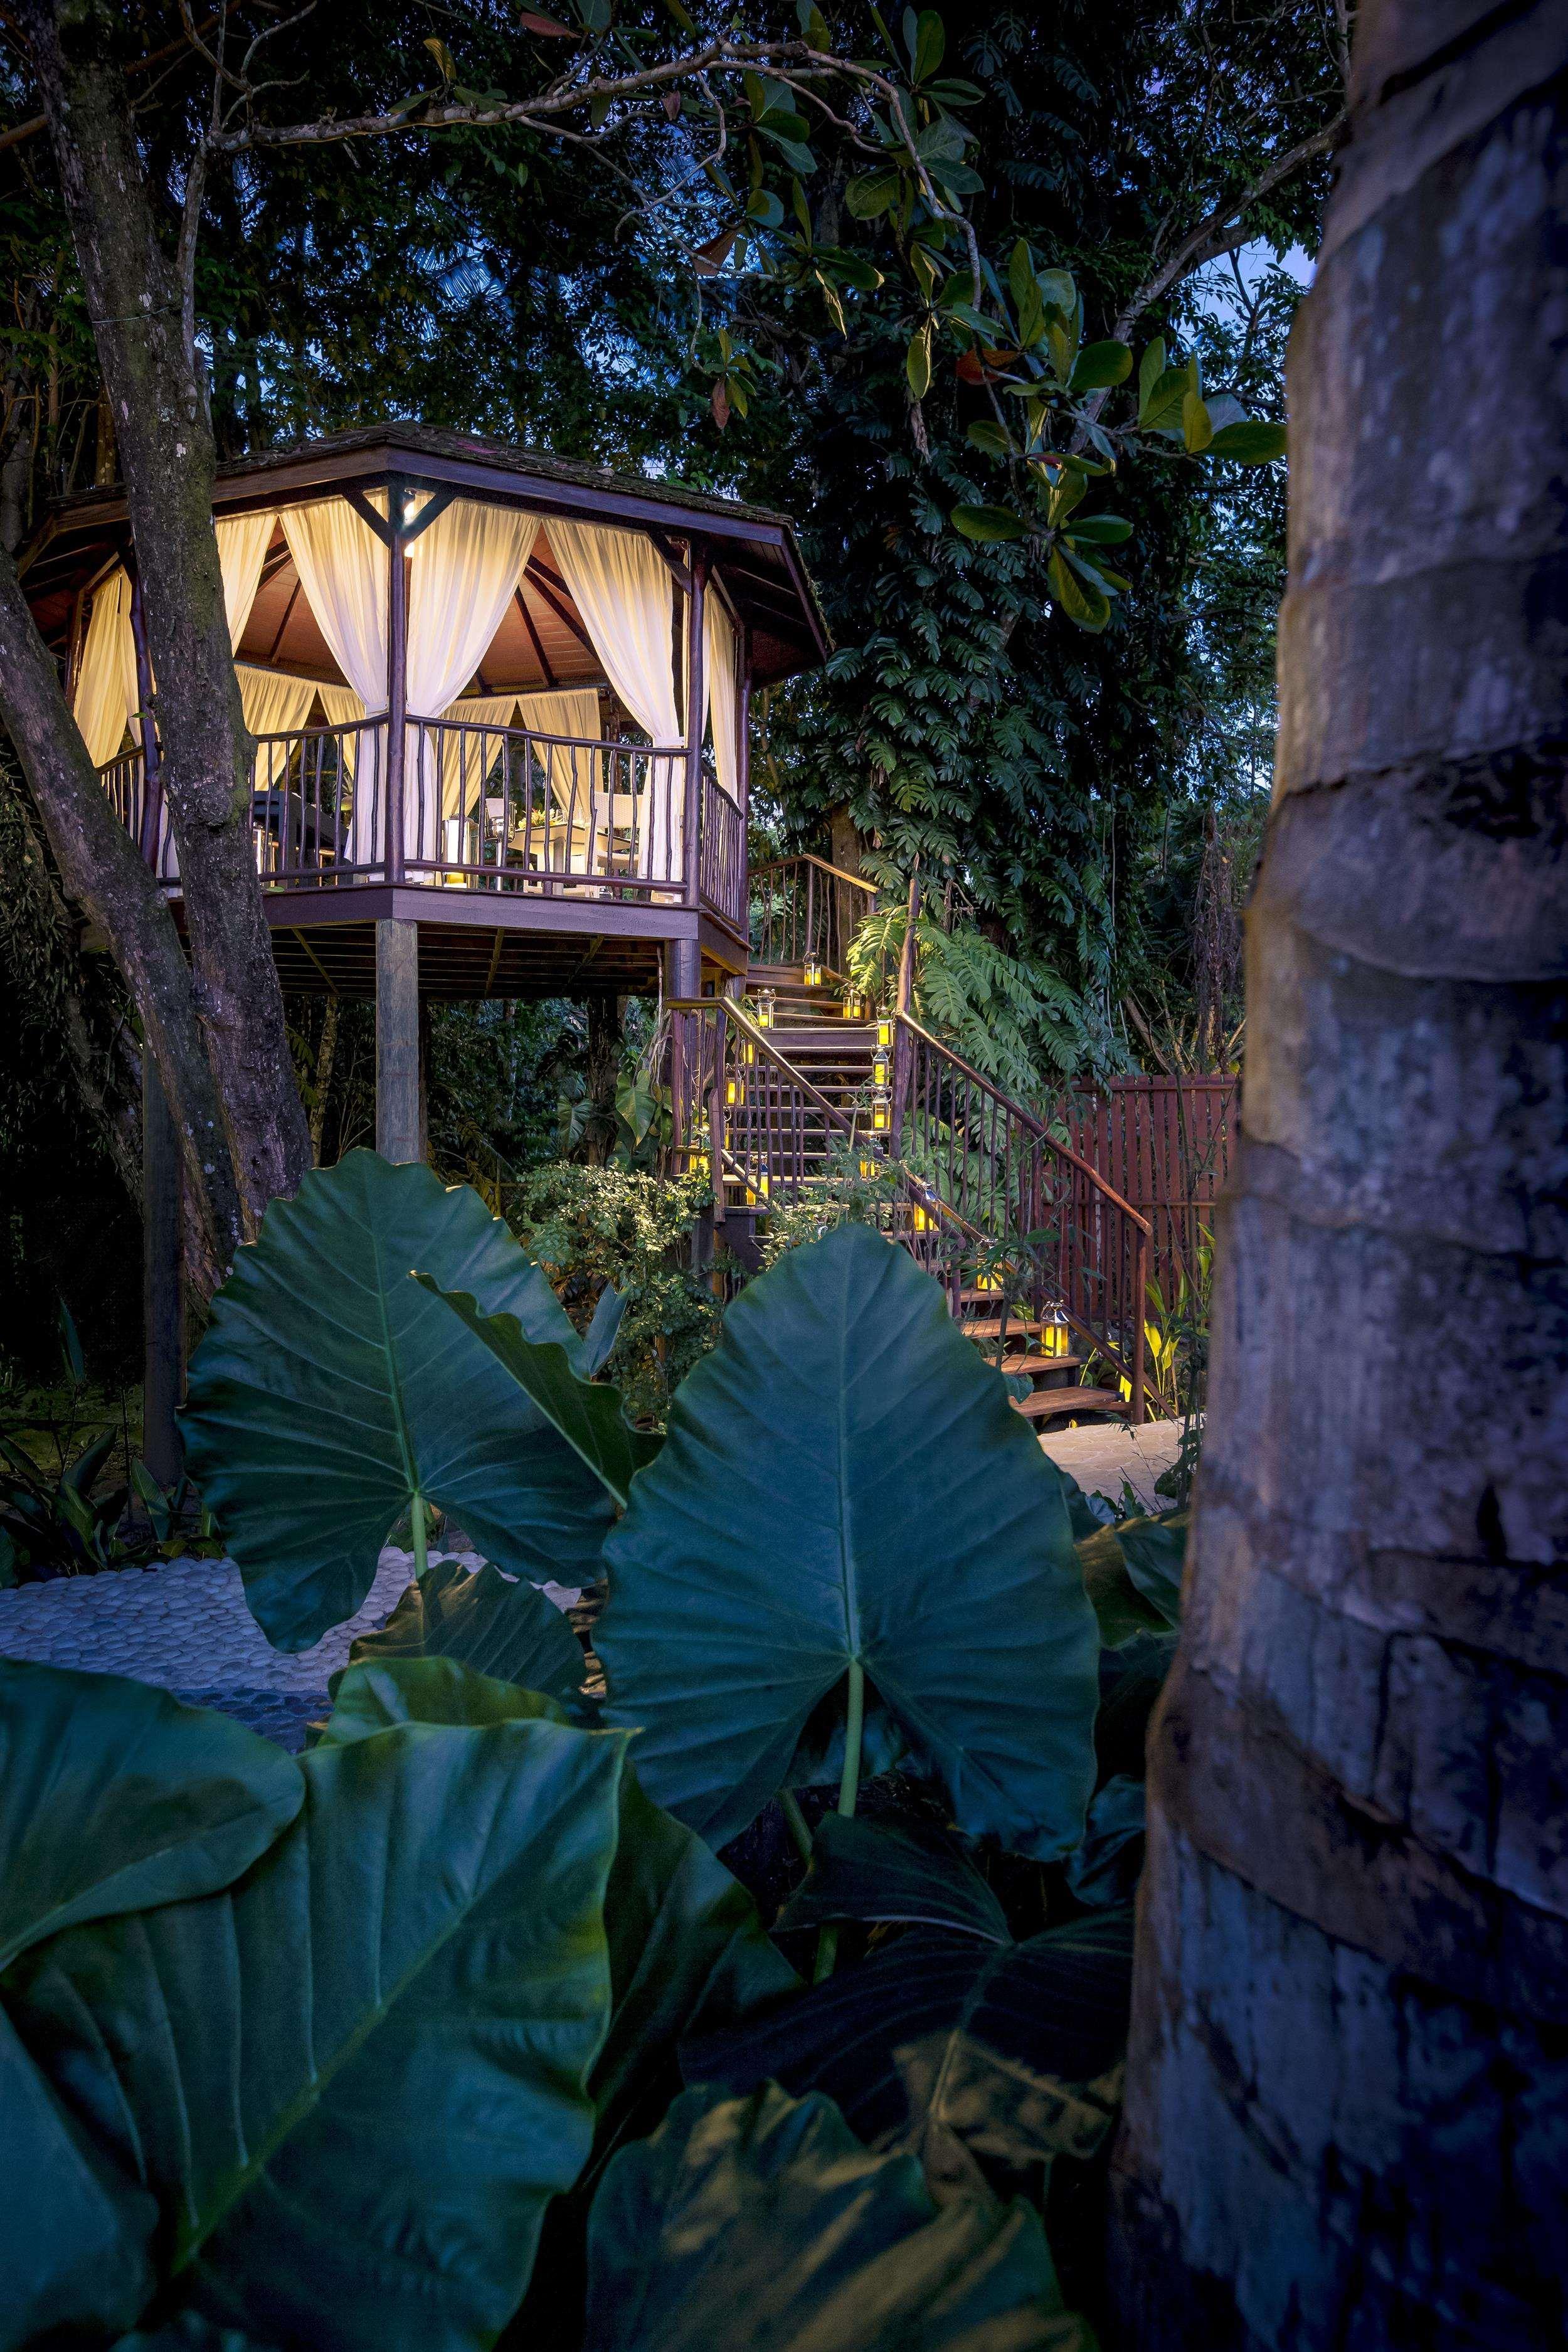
[0,1426,1188,1752]
[0,1548,482,1751]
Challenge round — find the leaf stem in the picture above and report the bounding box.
[779,1786,813,1868]
[812,1658,866,1984]
[410,1491,428,1581]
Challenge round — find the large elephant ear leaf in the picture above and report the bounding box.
[413,1277,660,1506]
[775,1813,1011,1945]
[1,1714,629,2352]
[684,1908,1135,2200]
[181,1150,622,1651]
[339,1557,588,1705]
[597,1224,1099,1858]
[0,1661,301,1972]
[583,2080,1088,2351]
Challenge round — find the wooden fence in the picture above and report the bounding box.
[1052,1075,1238,1298]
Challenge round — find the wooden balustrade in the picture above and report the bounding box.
[98,714,745,922]
[748,853,879,978]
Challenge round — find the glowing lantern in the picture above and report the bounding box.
[803,957,824,988]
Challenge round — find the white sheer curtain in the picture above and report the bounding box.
[405,500,538,866]
[516,687,605,874]
[216,513,273,651]
[547,517,686,881]
[236,665,317,739]
[704,593,741,807]
[280,493,389,867]
[437,691,519,872]
[72,568,139,766]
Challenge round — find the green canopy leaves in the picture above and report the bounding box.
[181,1153,625,1650]
[598,1225,1099,1858]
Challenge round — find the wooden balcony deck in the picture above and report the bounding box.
[105,711,750,995]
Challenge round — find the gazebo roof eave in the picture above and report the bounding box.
[31,423,832,677]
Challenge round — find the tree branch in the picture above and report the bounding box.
[1110,115,1345,346]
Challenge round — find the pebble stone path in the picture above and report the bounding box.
[0,1425,1183,1752]
[0,1546,502,1752]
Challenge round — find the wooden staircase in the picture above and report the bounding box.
[666,856,1153,1426]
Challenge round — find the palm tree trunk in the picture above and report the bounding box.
[1111,5,1568,2345]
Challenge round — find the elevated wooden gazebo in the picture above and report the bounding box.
[26,425,827,1155]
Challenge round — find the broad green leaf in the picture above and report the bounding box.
[1138,364,1190,433]
[1203,389,1248,435]
[317,1659,795,2155]
[339,1555,588,1704]
[2,1717,628,2352]
[1048,548,1110,632]
[906,326,932,398]
[0,1661,302,1973]
[909,7,945,82]
[1037,267,1076,317]
[1136,337,1167,420]
[1093,1629,1178,1783]
[1015,275,1047,350]
[0,2004,156,2351]
[598,1225,1099,1859]
[1065,1774,1147,1908]
[1074,1520,1174,1645]
[1069,339,1132,392]
[775,1813,1010,1944]
[845,169,901,219]
[319,1655,568,1742]
[745,186,784,228]
[1116,1510,1188,1623]
[1182,388,1214,451]
[965,418,1013,458]
[1205,418,1288,463]
[1063,512,1133,544]
[951,502,1028,542]
[1007,238,1036,315]
[786,1678,906,1788]
[581,1281,629,1374]
[583,2082,1083,2350]
[414,1276,658,1508]
[684,1909,1134,2191]
[181,1152,619,1651]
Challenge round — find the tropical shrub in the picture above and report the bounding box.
[0,1151,1189,2348]
[500,1163,721,1422]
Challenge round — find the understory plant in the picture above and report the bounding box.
[0,1151,1187,2350]
[499,1163,721,1423]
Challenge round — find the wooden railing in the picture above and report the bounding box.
[665,995,946,1239]
[749,853,879,978]
[892,1011,1150,1416]
[99,714,746,926]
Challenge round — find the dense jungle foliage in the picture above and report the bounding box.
[0,1155,1186,2349]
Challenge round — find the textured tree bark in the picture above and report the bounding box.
[16,0,310,1231]
[0,546,242,1269]
[1111,6,1568,2346]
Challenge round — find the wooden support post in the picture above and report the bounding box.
[384,476,409,883]
[141,1059,183,1486]
[376,916,424,1162]
[682,549,708,905]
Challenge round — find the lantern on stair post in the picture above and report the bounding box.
[870,1086,892,1136]
[803,956,824,988]
[754,991,776,1031]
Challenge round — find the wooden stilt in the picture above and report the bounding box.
[376,917,424,1162]
[141,1060,183,1486]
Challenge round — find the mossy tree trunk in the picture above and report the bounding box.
[1112,4,1568,2345]
[0,2,310,1259]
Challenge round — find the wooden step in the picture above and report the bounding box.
[992,1352,1086,1379]
[959,1316,1050,1341]
[1009,1386,1126,1423]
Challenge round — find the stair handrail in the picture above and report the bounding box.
[892,1009,1152,1234]
[666,996,970,1241]
[750,851,881,899]
[891,1008,1150,1419]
